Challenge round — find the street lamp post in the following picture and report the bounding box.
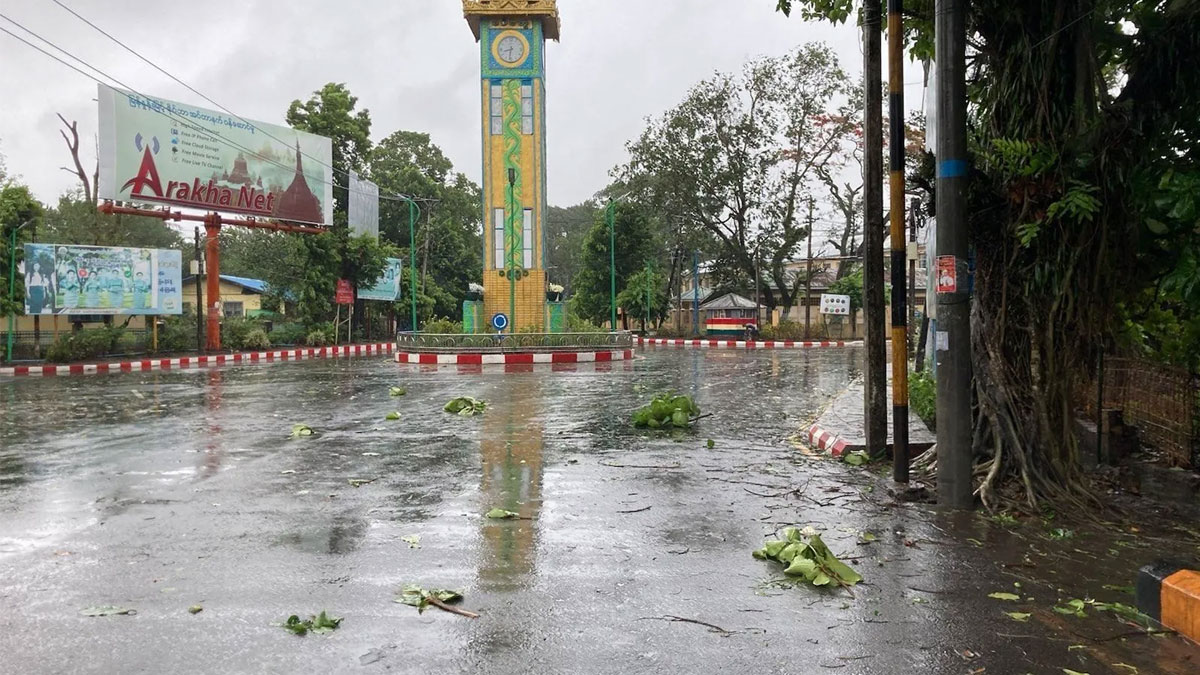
[394,195,421,332]
[6,219,34,363]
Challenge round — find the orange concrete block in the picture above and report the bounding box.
[1162,570,1200,643]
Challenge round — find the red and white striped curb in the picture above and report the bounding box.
[807,423,850,457]
[637,337,852,349]
[396,349,634,365]
[0,342,395,377]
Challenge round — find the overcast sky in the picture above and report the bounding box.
[0,0,927,221]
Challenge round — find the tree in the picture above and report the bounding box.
[616,267,670,332]
[368,130,482,319]
[286,83,372,215]
[545,202,597,295]
[569,203,658,325]
[619,44,858,319]
[780,0,1200,508]
[41,191,183,249]
[1,179,43,318]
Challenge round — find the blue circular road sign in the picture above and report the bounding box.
[491,313,509,331]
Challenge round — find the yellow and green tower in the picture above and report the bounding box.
[463,0,559,333]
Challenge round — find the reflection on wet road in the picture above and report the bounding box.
[0,348,1196,674]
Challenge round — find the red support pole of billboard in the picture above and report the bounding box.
[204,212,222,351]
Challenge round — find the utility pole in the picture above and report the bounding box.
[863,0,888,460]
[888,0,910,484]
[692,249,700,335]
[935,0,973,509]
[805,198,814,336]
[908,197,919,357]
[193,226,204,354]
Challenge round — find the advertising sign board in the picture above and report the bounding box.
[97,84,333,226]
[23,243,182,315]
[819,293,851,316]
[358,258,402,302]
[335,279,355,305]
[348,171,380,239]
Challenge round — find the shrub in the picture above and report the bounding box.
[268,322,307,346]
[305,324,335,346]
[910,369,936,431]
[422,316,461,334]
[44,326,125,363]
[760,320,808,341]
[221,317,266,351]
[566,313,606,333]
[157,314,197,353]
[243,328,271,350]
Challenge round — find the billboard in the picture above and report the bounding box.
[23,244,183,316]
[97,84,334,226]
[357,258,403,302]
[348,170,379,239]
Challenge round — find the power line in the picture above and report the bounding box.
[2,10,429,207]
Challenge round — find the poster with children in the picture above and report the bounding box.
[23,243,182,315]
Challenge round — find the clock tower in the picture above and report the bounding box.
[463,0,560,332]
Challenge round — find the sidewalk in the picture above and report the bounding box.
[807,375,936,455]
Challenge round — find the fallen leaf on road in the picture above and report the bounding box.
[1111,664,1137,673]
[486,508,519,519]
[753,527,862,590]
[385,411,401,420]
[281,611,341,636]
[389,386,406,397]
[1005,611,1031,622]
[988,592,1021,601]
[706,439,715,449]
[1062,669,1090,675]
[290,424,314,437]
[401,535,421,548]
[188,605,203,614]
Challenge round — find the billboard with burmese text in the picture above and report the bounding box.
[97,83,333,226]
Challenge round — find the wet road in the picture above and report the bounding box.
[0,349,1197,674]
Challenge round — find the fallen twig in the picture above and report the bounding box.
[616,505,652,514]
[601,461,682,469]
[425,596,479,619]
[638,615,732,635]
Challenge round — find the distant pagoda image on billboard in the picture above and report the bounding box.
[274,141,324,223]
[463,0,559,332]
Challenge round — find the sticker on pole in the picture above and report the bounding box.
[936,255,958,293]
[819,294,851,316]
[491,313,509,332]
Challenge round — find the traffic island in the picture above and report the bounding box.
[394,331,634,367]
[1137,561,1200,643]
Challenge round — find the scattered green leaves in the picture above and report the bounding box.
[843,450,870,466]
[859,531,877,543]
[1054,598,1088,618]
[385,411,401,420]
[1005,611,1032,622]
[389,386,407,397]
[395,585,464,613]
[444,397,487,416]
[485,508,519,519]
[1048,528,1075,540]
[752,527,862,590]
[1102,584,1134,595]
[631,393,700,429]
[401,535,421,549]
[282,611,342,636]
[188,605,203,614]
[290,423,314,437]
[988,592,1022,602]
[989,512,1019,527]
[80,605,136,617]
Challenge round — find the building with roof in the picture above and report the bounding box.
[180,274,284,319]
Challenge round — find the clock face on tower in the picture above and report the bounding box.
[492,30,529,67]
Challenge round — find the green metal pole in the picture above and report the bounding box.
[644,260,650,331]
[6,226,16,363]
[508,180,516,333]
[607,201,616,331]
[408,199,419,332]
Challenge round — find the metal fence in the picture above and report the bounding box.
[395,331,632,354]
[1,329,157,362]
[1097,356,1200,468]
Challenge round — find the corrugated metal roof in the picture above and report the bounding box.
[700,292,759,310]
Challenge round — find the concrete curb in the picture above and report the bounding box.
[637,337,854,349]
[395,349,634,365]
[1137,561,1200,643]
[807,423,850,458]
[0,343,396,377]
